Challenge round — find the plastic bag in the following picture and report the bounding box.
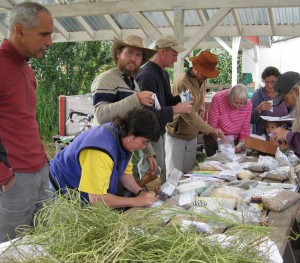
[158,168,183,201]
[275,147,290,167]
[236,169,256,180]
[217,135,235,159]
[260,166,290,182]
[262,188,300,212]
[258,155,278,171]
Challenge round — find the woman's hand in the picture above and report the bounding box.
[135,190,156,206]
[258,101,272,113]
[235,140,245,153]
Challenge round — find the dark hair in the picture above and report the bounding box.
[112,108,160,142]
[261,66,280,80]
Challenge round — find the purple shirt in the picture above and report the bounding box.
[251,87,288,135]
[286,132,300,157]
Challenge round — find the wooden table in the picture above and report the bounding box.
[252,174,299,262]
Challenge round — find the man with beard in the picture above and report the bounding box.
[0,2,53,242]
[91,35,158,174]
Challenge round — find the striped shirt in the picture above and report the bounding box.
[207,89,252,140]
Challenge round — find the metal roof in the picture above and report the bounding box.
[1,0,300,55]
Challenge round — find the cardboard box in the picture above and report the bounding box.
[245,135,277,155]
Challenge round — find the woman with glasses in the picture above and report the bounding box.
[203,84,252,157]
[49,108,160,207]
[272,71,300,157]
[251,66,289,135]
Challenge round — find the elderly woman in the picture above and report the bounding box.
[50,108,160,208]
[272,71,300,157]
[251,67,289,135]
[203,84,252,156]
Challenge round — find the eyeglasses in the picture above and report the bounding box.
[123,50,143,59]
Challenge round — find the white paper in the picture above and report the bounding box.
[151,93,161,110]
[268,100,273,112]
[260,115,294,122]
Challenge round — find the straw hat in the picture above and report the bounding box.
[112,35,157,65]
[189,51,220,78]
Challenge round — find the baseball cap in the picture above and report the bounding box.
[155,35,186,52]
[273,71,300,106]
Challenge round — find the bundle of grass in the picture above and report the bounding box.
[3,190,289,262]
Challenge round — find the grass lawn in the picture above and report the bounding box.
[44,139,56,160]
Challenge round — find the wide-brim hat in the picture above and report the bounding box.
[189,51,220,78]
[112,35,157,65]
[273,71,300,106]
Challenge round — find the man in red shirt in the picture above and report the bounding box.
[0,2,53,242]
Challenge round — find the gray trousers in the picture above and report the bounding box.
[0,162,49,243]
[165,133,197,177]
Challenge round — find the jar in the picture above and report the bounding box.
[250,196,263,211]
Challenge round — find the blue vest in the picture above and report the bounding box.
[50,123,132,201]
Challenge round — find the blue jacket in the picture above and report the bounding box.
[50,123,132,201]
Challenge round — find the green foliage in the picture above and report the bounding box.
[32,42,241,140]
[31,41,113,139]
[208,48,243,84]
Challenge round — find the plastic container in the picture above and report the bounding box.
[250,196,263,211]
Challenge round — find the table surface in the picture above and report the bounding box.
[131,154,300,262]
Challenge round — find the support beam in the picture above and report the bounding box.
[173,7,184,79]
[231,36,241,86]
[44,1,300,18]
[181,8,232,58]
[253,45,260,89]
[214,37,232,55]
[103,14,121,38]
[53,19,70,40]
[131,12,161,40]
[75,16,95,39]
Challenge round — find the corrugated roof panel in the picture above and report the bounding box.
[143,11,169,27]
[236,8,268,25]
[0,13,8,28]
[82,15,110,30]
[184,10,201,26]
[56,17,83,32]
[111,13,139,29]
[274,7,300,25]
[204,9,233,26]
[38,0,57,5]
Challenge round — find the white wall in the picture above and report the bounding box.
[242,37,300,88]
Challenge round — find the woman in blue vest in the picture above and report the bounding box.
[50,108,160,208]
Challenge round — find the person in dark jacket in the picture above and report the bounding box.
[0,2,53,243]
[272,71,300,157]
[135,35,192,183]
[50,108,160,208]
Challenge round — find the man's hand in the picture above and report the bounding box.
[172,102,193,114]
[137,91,155,107]
[209,128,224,140]
[146,155,157,174]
